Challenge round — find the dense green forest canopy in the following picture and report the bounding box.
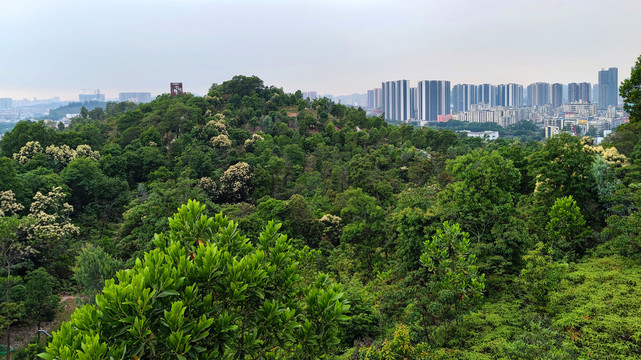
[1,64,641,359]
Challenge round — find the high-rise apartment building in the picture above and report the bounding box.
[367,90,375,109]
[478,84,495,106]
[568,83,591,103]
[452,84,478,112]
[580,82,592,103]
[374,88,383,109]
[410,87,418,119]
[417,80,451,122]
[382,80,411,121]
[527,82,551,107]
[452,85,463,113]
[367,88,384,109]
[119,92,152,103]
[551,83,563,108]
[497,83,523,107]
[0,98,12,110]
[598,67,618,109]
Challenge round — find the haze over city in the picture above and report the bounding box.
[1,0,641,100]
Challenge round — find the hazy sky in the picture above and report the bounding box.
[1,0,640,100]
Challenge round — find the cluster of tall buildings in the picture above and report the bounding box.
[374,81,525,122]
[568,82,591,103]
[366,67,621,123]
[379,80,451,122]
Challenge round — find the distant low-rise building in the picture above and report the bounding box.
[454,105,523,127]
[563,101,597,117]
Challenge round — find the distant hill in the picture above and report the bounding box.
[45,101,107,120]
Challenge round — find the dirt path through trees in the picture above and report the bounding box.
[9,295,76,351]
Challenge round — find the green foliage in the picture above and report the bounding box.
[438,149,526,275]
[499,320,580,360]
[591,154,622,204]
[0,157,25,203]
[550,256,641,359]
[44,200,350,359]
[0,215,35,356]
[412,221,485,341]
[211,75,265,98]
[13,342,46,360]
[602,122,640,158]
[116,178,215,261]
[517,242,567,312]
[546,196,592,261]
[620,54,641,123]
[336,278,379,349]
[358,325,432,360]
[24,267,60,328]
[601,208,641,257]
[0,120,58,158]
[73,244,122,302]
[61,157,130,219]
[528,133,599,227]
[392,206,433,273]
[338,188,386,275]
[1,72,640,358]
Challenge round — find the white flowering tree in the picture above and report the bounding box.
[12,141,100,170]
[26,186,79,242]
[0,186,78,356]
[210,134,232,148]
[12,141,43,165]
[218,162,253,202]
[0,190,24,217]
[198,177,218,198]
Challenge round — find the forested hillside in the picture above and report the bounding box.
[1,59,641,359]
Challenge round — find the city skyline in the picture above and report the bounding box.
[1,0,640,100]
[0,68,628,104]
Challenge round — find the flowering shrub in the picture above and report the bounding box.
[13,141,100,166]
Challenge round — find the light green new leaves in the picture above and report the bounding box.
[43,200,349,359]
